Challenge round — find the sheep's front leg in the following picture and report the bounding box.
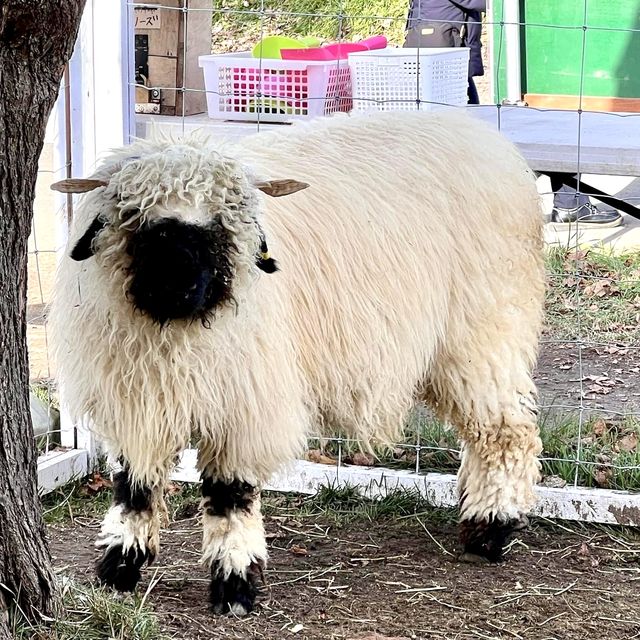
[95,465,164,591]
[200,475,267,615]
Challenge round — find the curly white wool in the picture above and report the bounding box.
[50,109,545,524]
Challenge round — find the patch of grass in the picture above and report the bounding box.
[30,380,61,454]
[41,478,115,524]
[309,406,640,491]
[545,246,640,344]
[165,482,203,520]
[31,380,60,410]
[42,475,203,525]
[211,0,408,53]
[11,579,167,640]
[538,411,640,491]
[263,484,457,528]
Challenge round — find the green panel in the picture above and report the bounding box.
[491,0,640,101]
[490,0,527,103]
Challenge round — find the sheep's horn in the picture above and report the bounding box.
[51,178,109,193]
[255,179,309,197]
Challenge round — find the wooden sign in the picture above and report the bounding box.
[134,7,162,30]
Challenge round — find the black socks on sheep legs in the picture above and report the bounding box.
[95,467,155,592]
[458,515,529,564]
[209,559,264,616]
[201,477,267,616]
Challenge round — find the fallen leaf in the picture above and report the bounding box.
[592,418,607,437]
[290,623,304,634]
[307,449,336,465]
[541,475,567,488]
[567,249,588,262]
[586,384,611,395]
[583,279,620,298]
[594,467,613,488]
[604,345,628,355]
[350,452,375,466]
[617,432,638,452]
[165,482,181,495]
[584,375,615,386]
[289,544,308,556]
[82,472,112,494]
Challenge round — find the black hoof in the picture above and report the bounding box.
[96,544,150,592]
[459,515,523,563]
[210,561,263,616]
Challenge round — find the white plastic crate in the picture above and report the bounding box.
[348,47,470,112]
[198,53,352,123]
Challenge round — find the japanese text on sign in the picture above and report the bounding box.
[135,8,161,29]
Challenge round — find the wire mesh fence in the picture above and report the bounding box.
[27,0,640,507]
[129,0,640,501]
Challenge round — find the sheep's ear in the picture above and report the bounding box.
[70,217,108,261]
[51,178,108,193]
[255,179,309,197]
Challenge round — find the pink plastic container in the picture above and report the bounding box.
[281,35,388,61]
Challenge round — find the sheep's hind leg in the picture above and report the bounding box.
[455,391,541,564]
[200,475,267,615]
[95,465,164,591]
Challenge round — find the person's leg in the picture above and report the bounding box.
[553,183,587,210]
[467,77,479,105]
[550,174,622,227]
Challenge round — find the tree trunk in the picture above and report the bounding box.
[0,2,85,634]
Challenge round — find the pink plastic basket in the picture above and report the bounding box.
[199,53,353,123]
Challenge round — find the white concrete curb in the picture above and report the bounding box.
[173,449,640,526]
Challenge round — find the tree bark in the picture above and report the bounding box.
[0,2,85,634]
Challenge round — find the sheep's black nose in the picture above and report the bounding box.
[125,218,231,325]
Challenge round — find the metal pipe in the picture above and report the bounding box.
[504,0,522,103]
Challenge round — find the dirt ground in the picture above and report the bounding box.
[48,497,640,640]
[536,340,640,417]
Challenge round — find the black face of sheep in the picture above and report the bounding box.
[53,175,309,325]
[126,218,234,325]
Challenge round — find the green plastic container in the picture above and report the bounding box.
[491,0,640,109]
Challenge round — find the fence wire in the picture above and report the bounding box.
[28,0,640,497]
[128,0,640,493]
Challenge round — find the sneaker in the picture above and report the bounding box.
[550,202,623,228]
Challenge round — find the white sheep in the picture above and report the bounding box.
[49,108,545,614]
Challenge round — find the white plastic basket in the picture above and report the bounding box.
[348,47,470,112]
[198,53,352,123]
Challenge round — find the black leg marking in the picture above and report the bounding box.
[112,468,152,512]
[96,544,150,592]
[201,477,255,515]
[201,476,264,615]
[209,560,264,615]
[95,465,154,592]
[459,515,525,563]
